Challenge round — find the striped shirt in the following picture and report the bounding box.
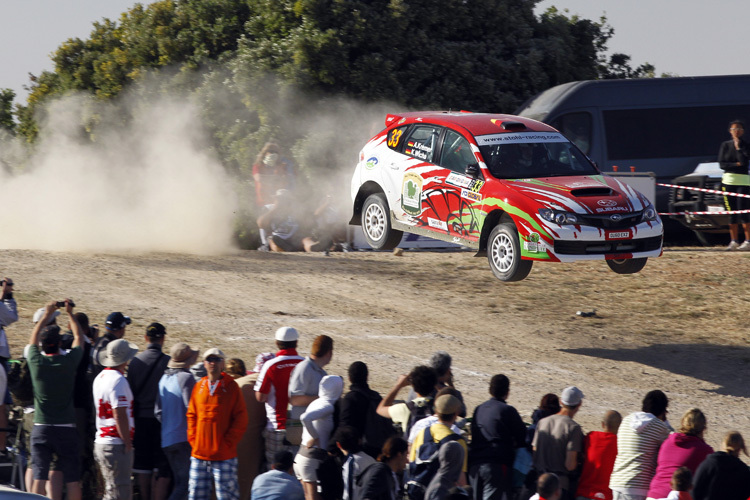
[609,412,671,496]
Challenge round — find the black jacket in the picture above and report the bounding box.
[469,397,526,467]
[718,138,750,175]
[692,451,750,500]
[355,462,396,500]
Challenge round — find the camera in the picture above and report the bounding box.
[56,300,76,308]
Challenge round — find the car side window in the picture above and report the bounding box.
[387,126,408,151]
[402,125,440,163]
[439,130,474,173]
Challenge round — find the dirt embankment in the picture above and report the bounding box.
[2,247,750,453]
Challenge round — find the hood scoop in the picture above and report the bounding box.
[570,187,614,197]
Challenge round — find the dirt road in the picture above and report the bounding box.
[3,247,749,450]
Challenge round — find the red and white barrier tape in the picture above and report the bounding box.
[656,183,750,216]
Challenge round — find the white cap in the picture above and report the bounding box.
[33,308,60,325]
[275,326,299,342]
[561,386,585,406]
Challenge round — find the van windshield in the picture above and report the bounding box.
[477,132,598,179]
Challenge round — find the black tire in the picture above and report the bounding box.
[361,193,403,250]
[606,257,648,274]
[487,223,533,282]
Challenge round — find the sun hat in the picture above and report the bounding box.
[98,339,139,367]
[274,326,299,342]
[167,342,199,369]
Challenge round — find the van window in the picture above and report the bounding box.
[604,105,750,160]
[552,112,592,155]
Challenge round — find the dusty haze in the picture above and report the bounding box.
[0,91,237,254]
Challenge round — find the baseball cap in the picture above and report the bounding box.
[39,325,62,346]
[275,326,299,342]
[561,386,585,406]
[168,343,199,369]
[146,322,166,339]
[106,312,131,330]
[202,348,226,361]
[33,308,60,325]
[434,394,461,415]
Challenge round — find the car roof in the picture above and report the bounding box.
[385,111,558,137]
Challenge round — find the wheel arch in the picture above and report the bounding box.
[475,209,515,255]
[349,181,385,226]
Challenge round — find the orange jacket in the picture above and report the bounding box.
[187,373,248,461]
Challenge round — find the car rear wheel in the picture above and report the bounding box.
[487,223,533,282]
[361,193,403,250]
[606,257,648,274]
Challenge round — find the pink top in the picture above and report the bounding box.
[646,432,713,498]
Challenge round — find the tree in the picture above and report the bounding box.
[0,89,15,134]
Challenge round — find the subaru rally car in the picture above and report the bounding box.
[350,111,663,282]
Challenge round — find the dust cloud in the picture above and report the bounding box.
[0,92,237,254]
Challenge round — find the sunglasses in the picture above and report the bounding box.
[205,356,223,363]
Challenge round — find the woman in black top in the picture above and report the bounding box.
[692,431,750,500]
[718,120,750,250]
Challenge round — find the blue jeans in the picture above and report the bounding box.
[164,442,191,500]
[469,462,510,500]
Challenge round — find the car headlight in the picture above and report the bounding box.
[641,203,658,222]
[539,208,579,225]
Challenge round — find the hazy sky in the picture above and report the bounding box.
[1,0,748,103]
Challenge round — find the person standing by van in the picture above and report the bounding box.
[718,120,750,250]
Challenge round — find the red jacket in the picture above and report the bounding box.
[187,373,248,461]
[576,431,618,500]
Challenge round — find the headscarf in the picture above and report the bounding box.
[424,440,464,500]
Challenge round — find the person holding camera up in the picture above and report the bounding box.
[27,299,84,500]
[0,277,18,453]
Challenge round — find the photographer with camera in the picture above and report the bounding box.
[27,299,84,500]
[0,277,18,453]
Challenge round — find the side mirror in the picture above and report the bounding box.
[466,163,479,178]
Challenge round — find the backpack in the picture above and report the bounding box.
[405,398,434,439]
[405,425,462,500]
[7,358,34,407]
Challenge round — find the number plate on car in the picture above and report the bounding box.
[608,231,630,239]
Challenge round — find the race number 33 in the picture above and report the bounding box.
[388,128,403,148]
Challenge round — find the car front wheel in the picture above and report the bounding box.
[361,193,403,250]
[606,257,648,274]
[487,223,533,282]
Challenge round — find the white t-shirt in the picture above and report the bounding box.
[93,368,134,445]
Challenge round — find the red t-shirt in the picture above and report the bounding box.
[576,431,618,500]
[253,348,303,429]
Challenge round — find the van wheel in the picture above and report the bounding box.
[607,257,648,274]
[361,193,403,250]
[487,223,533,282]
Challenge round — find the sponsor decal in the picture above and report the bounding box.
[365,157,379,169]
[475,132,568,146]
[461,189,482,203]
[524,232,543,253]
[397,117,406,125]
[597,199,617,207]
[401,173,423,216]
[405,141,432,160]
[595,206,628,213]
[428,217,448,231]
[608,231,630,239]
[446,172,485,192]
[452,237,462,243]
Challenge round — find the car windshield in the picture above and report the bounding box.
[476,132,598,179]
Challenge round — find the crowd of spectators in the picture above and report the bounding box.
[0,283,749,500]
